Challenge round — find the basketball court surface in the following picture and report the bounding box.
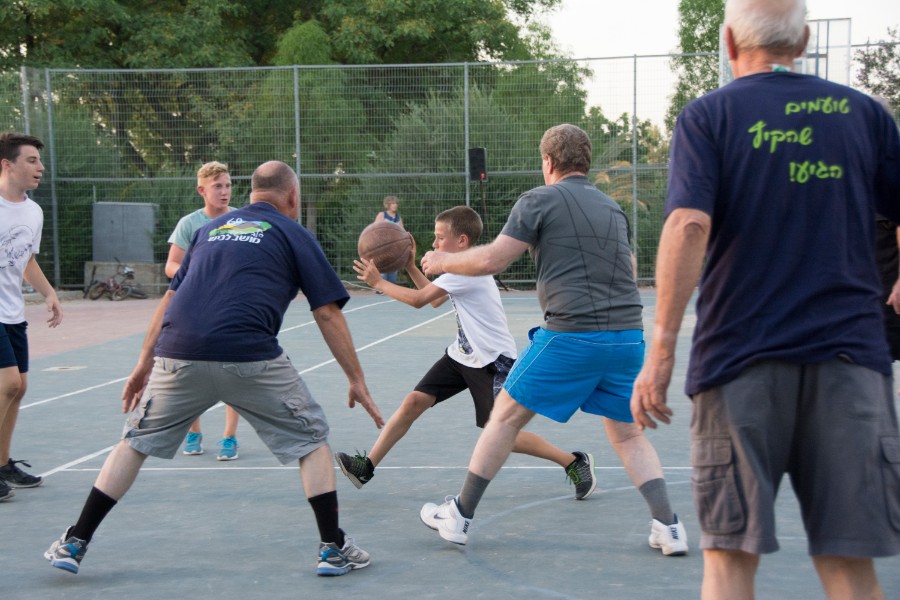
[5,289,899,599]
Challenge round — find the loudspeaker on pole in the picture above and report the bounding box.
[468,147,488,183]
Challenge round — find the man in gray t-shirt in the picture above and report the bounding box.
[418,124,687,557]
[501,173,643,333]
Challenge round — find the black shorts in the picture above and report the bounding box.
[0,322,28,373]
[414,352,515,428]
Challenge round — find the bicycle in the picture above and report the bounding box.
[87,263,148,301]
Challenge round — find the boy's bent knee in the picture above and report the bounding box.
[402,391,436,414]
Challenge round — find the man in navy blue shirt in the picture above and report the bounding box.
[632,0,900,598]
[45,161,384,578]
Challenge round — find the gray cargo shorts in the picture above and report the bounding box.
[691,358,900,557]
[124,353,329,464]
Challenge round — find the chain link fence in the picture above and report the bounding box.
[0,49,886,289]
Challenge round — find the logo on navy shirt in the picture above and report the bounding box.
[208,218,271,244]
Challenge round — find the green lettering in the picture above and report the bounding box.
[799,127,813,145]
[768,130,786,153]
[785,102,801,115]
[749,120,766,149]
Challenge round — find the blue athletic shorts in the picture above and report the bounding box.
[0,322,29,373]
[503,327,644,423]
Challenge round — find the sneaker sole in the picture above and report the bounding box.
[4,479,43,489]
[438,527,468,545]
[216,453,239,461]
[50,558,80,573]
[653,544,688,556]
[182,450,204,455]
[0,490,14,501]
[316,560,369,576]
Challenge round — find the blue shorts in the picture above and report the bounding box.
[0,322,29,373]
[504,327,644,423]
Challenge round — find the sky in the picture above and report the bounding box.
[543,0,900,125]
[546,0,900,59]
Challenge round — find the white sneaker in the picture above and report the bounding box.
[420,495,472,545]
[648,514,688,556]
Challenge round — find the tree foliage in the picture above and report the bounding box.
[855,28,900,121]
[665,0,724,131]
[0,0,561,70]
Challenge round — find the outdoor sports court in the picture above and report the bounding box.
[6,289,900,599]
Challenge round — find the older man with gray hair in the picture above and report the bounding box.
[632,0,900,598]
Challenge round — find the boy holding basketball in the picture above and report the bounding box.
[336,206,595,499]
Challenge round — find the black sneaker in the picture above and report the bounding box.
[0,458,42,488]
[0,478,14,502]
[335,451,374,489]
[565,451,597,500]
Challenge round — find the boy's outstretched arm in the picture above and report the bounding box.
[402,239,447,308]
[354,256,447,309]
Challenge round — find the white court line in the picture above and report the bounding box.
[22,377,128,409]
[31,303,453,477]
[279,298,396,332]
[48,465,694,473]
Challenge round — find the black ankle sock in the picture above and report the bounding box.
[308,491,344,547]
[71,487,118,543]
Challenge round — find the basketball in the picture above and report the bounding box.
[357,221,412,273]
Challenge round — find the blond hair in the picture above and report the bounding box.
[197,161,229,184]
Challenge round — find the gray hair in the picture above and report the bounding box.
[725,0,807,53]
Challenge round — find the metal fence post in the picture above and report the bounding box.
[464,62,470,207]
[44,68,61,287]
[631,55,639,255]
[19,67,29,134]
[293,65,302,225]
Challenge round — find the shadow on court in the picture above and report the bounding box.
[5,290,899,599]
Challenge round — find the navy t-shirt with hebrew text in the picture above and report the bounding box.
[155,201,349,362]
[667,72,900,396]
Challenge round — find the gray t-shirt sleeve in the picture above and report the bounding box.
[500,192,541,246]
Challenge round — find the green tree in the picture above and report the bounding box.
[315,0,559,65]
[665,0,724,131]
[855,28,900,121]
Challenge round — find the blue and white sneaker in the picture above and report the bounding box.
[44,527,88,574]
[183,432,203,455]
[317,532,370,576]
[216,436,239,461]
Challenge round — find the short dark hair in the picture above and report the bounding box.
[0,132,44,164]
[436,206,483,244]
[540,124,591,175]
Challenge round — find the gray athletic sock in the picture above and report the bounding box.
[638,478,675,525]
[456,471,491,518]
